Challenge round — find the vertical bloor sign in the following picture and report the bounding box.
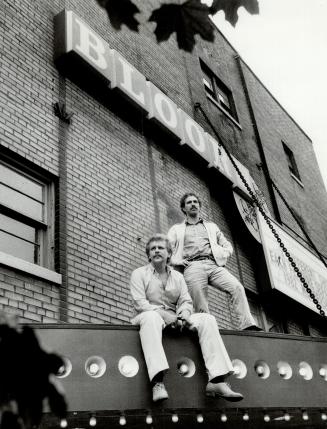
[257,211,327,314]
[54,9,252,194]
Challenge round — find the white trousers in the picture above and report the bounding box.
[132,310,234,382]
[184,261,256,330]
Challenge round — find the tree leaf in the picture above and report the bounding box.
[210,0,259,26]
[0,324,67,429]
[149,0,215,53]
[95,0,140,31]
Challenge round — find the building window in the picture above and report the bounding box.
[282,142,301,182]
[200,60,238,120]
[0,160,54,268]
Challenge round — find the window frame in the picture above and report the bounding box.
[282,142,302,184]
[0,158,56,273]
[200,60,239,124]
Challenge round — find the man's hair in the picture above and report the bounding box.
[180,192,202,214]
[145,233,172,262]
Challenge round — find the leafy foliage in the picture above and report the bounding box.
[149,0,215,53]
[210,0,259,26]
[0,314,67,429]
[95,0,259,51]
[95,0,140,31]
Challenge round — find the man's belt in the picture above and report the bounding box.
[187,255,214,262]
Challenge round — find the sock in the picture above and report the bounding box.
[151,371,164,386]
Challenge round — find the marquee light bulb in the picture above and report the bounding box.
[299,367,307,377]
[146,414,153,425]
[279,367,287,376]
[221,413,227,422]
[321,412,327,421]
[256,365,264,375]
[243,412,249,421]
[179,363,189,374]
[89,363,100,375]
[284,413,290,421]
[197,414,204,423]
[119,415,126,426]
[60,419,68,428]
[233,365,241,375]
[302,411,309,421]
[172,414,179,423]
[264,414,270,422]
[89,415,97,426]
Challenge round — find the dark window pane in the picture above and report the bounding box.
[0,184,44,221]
[0,163,43,201]
[282,143,301,180]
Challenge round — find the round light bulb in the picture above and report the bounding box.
[179,364,189,374]
[60,419,68,428]
[243,412,249,421]
[221,413,227,422]
[58,365,65,375]
[197,414,204,423]
[172,414,179,423]
[89,363,100,375]
[264,414,270,422]
[233,366,241,375]
[279,367,287,375]
[146,414,153,425]
[299,367,307,377]
[302,411,309,421]
[89,416,97,426]
[257,365,265,375]
[119,415,126,426]
[321,413,327,421]
[284,413,290,421]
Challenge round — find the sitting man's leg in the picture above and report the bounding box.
[208,264,259,330]
[188,313,243,401]
[132,310,169,401]
[184,261,210,313]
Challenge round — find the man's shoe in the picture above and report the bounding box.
[243,325,263,332]
[206,382,243,402]
[152,382,169,402]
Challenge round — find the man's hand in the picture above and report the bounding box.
[176,259,189,268]
[176,317,196,332]
[156,309,178,327]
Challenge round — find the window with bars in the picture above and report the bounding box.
[282,142,302,182]
[0,161,54,267]
[200,60,237,120]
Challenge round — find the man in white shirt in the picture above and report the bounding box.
[130,233,243,403]
[167,193,260,331]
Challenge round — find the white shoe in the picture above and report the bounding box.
[206,382,243,402]
[152,382,169,402]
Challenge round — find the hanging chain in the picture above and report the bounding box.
[195,103,326,317]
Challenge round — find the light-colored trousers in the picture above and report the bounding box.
[132,310,233,382]
[183,260,256,330]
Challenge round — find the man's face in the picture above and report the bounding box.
[183,195,200,217]
[148,240,169,264]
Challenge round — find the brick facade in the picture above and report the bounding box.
[1,0,327,334]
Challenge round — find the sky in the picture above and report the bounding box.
[209,0,327,191]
